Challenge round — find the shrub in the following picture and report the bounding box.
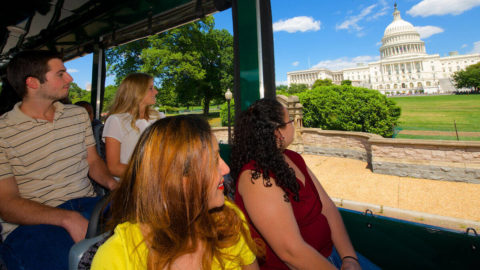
[298,85,401,137]
[220,99,235,127]
[341,79,352,86]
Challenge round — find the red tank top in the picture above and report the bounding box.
[234,149,333,269]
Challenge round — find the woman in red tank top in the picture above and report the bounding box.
[231,99,361,270]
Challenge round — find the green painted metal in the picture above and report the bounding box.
[219,143,232,166]
[340,208,480,269]
[234,0,261,112]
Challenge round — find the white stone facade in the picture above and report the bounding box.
[287,5,480,95]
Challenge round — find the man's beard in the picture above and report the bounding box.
[41,89,69,101]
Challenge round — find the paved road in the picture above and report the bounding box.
[303,154,480,231]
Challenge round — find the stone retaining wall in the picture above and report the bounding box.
[301,129,380,162]
[213,127,480,183]
[369,138,480,183]
[213,128,229,144]
[301,129,480,183]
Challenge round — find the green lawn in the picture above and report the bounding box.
[389,95,480,132]
[395,134,480,141]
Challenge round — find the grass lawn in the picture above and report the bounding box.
[389,95,480,132]
[395,134,480,141]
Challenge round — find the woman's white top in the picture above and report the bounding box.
[102,112,165,165]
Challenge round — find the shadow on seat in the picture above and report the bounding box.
[0,257,6,270]
[0,225,7,270]
[69,195,110,270]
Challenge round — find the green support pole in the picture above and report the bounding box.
[91,46,106,120]
[232,0,276,115]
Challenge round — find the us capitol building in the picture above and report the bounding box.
[287,4,480,95]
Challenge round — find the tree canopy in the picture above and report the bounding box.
[68,83,116,113]
[341,79,352,86]
[276,85,288,92]
[298,85,401,137]
[283,83,308,94]
[453,62,480,92]
[106,17,234,115]
[68,82,90,104]
[312,78,333,88]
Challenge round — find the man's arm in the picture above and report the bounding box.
[0,176,89,242]
[86,145,117,190]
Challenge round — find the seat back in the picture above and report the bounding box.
[69,194,110,270]
[68,233,108,270]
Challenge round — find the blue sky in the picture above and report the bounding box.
[65,0,480,89]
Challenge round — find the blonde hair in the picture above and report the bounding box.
[107,115,262,269]
[108,73,158,130]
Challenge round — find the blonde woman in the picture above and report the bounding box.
[92,115,260,269]
[102,73,165,179]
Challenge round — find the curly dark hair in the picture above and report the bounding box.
[231,98,299,201]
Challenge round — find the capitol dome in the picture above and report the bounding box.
[380,4,426,59]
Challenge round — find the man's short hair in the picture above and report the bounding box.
[6,50,63,98]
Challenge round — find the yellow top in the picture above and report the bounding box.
[91,200,256,270]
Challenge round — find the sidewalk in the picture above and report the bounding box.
[302,154,480,231]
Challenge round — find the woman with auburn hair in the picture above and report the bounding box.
[231,99,378,270]
[92,115,260,270]
[103,73,165,179]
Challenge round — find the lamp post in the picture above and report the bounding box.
[224,88,233,144]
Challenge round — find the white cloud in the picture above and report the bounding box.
[292,61,300,67]
[273,16,321,33]
[407,0,480,17]
[336,1,389,35]
[311,55,380,71]
[85,83,92,91]
[471,41,480,53]
[67,68,79,73]
[276,81,288,86]
[461,44,468,49]
[414,26,444,38]
[369,0,389,20]
[336,4,377,31]
[376,41,382,46]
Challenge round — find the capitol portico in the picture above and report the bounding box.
[287,4,480,95]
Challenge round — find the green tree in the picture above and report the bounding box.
[312,78,333,88]
[288,83,308,94]
[298,85,401,137]
[453,62,480,92]
[68,82,90,104]
[102,85,118,112]
[106,17,234,115]
[106,39,150,85]
[142,18,233,115]
[276,85,288,92]
[341,79,352,86]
